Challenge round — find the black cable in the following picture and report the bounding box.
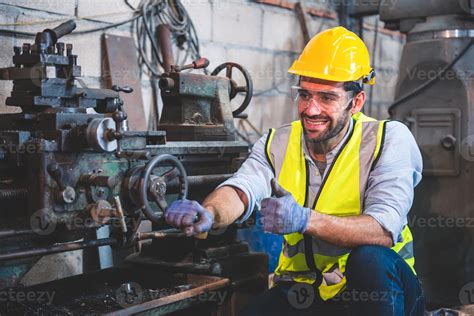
[0,15,140,37]
[74,15,140,35]
[0,29,36,37]
[388,39,474,114]
[124,0,138,11]
[367,18,379,117]
[134,0,203,77]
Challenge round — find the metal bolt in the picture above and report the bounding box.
[66,43,73,56]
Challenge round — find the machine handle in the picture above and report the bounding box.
[192,58,210,70]
[44,20,77,44]
[173,58,210,72]
[112,85,134,94]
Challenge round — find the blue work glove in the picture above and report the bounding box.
[260,178,311,234]
[165,199,214,236]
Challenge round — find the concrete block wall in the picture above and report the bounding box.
[0,0,403,137]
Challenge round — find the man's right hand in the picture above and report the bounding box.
[165,199,214,236]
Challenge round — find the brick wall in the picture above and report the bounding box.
[0,0,404,142]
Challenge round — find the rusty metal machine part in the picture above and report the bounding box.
[0,20,266,315]
[86,118,118,152]
[137,154,188,224]
[158,57,253,141]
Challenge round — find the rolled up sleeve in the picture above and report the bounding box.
[216,133,274,223]
[363,121,423,245]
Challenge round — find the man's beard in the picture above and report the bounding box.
[302,109,351,144]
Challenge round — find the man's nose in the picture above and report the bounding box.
[303,99,322,116]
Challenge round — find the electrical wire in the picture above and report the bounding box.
[388,39,474,115]
[367,17,379,118]
[0,0,203,76]
[133,0,203,77]
[0,15,140,37]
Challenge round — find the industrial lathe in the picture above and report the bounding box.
[0,21,267,315]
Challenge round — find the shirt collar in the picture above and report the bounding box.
[302,118,354,162]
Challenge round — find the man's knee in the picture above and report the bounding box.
[346,245,397,284]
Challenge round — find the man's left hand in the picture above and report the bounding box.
[260,178,311,234]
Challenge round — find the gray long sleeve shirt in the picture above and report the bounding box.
[218,119,423,245]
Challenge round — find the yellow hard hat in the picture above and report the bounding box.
[288,26,376,85]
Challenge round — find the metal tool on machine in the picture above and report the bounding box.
[0,20,267,314]
[159,57,253,140]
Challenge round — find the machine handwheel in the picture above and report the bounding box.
[138,154,188,224]
[211,62,253,117]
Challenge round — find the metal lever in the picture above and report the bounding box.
[111,85,134,94]
[172,58,210,72]
[47,163,65,191]
[114,196,128,233]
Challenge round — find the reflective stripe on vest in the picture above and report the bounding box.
[265,112,415,301]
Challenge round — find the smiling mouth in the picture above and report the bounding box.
[303,117,330,130]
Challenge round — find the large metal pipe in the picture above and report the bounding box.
[157,24,175,73]
[0,237,117,262]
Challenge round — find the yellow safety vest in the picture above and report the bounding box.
[264,112,415,300]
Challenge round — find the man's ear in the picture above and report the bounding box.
[351,91,366,114]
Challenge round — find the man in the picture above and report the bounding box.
[165,26,425,315]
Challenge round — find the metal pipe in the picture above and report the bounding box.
[137,230,186,240]
[157,24,175,73]
[167,174,232,191]
[0,228,35,239]
[0,237,117,262]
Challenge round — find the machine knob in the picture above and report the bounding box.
[441,134,456,150]
[112,85,133,94]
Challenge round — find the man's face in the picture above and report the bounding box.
[296,78,353,143]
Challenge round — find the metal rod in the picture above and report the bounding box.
[0,237,117,262]
[114,196,128,233]
[167,174,233,192]
[0,228,35,239]
[137,230,186,240]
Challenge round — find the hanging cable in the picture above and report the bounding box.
[134,0,204,77]
[388,39,474,115]
[0,0,203,78]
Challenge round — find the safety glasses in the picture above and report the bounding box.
[291,86,353,113]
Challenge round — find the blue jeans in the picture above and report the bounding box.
[239,245,425,316]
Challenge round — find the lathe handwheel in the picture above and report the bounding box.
[138,154,188,224]
[211,62,253,117]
